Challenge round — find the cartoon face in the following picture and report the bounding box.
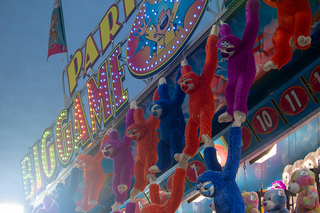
[101,143,114,158]
[126,129,141,141]
[155,8,173,37]
[178,78,194,93]
[74,157,87,169]
[196,181,214,198]
[151,104,162,119]
[218,41,236,58]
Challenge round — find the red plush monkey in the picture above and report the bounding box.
[178,25,219,160]
[141,167,187,213]
[263,0,312,71]
[74,137,106,212]
[126,89,160,201]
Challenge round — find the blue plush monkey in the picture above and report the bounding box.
[149,67,186,173]
[196,121,245,213]
[51,167,80,213]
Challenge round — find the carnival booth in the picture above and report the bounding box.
[20,0,320,212]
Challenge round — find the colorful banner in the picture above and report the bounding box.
[47,0,67,60]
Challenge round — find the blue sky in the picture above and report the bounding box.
[0,0,112,206]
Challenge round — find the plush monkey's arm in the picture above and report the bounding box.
[66,167,80,199]
[164,168,187,212]
[122,108,135,148]
[172,67,186,107]
[148,89,161,130]
[242,0,260,49]
[134,107,146,124]
[149,184,162,205]
[262,0,277,8]
[204,147,222,172]
[50,200,59,213]
[159,83,171,102]
[93,139,106,163]
[201,34,219,85]
[223,127,242,180]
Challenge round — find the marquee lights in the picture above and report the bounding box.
[56,110,74,166]
[74,93,91,153]
[41,129,56,180]
[20,155,34,200]
[32,142,43,191]
[108,44,129,112]
[19,0,209,202]
[86,61,114,136]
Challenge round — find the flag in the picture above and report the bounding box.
[47,0,68,60]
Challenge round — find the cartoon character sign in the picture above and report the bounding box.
[126,0,208,79]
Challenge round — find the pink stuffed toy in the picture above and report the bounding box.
[262,0,312,71]
[288,168,320,213]
[217,0,260,124]
[242,191,260,213]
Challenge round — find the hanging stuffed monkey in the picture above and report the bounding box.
[217,0,260,124]
[100,103,136,212]
[51,167,80,213]
[262,0,312,71]
[126,89,160,202]
[178,24,219,163]
[149,66,186,173]
[196,116,246,213]
[74,140,105,212]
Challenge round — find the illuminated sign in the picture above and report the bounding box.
[20,0,209,203]
[126,0,208,79]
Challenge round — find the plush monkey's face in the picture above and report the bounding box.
[178,78,194,93]
[51,190,60,201]
[196,181,214,198]
[126,129,141,141]
[74,156,89,170]
[151,104,162,119]
[75,160,86,169]
[101,143,114,158]
[218,41,236,58]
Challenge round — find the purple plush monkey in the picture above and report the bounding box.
[101,102,136,212]
[217,0,259,124]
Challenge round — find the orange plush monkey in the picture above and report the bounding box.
[178,25,219,159]
[263,0,312,71]
[74,136,106,212]
[141,167,187,213]
[126,89,160,201]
